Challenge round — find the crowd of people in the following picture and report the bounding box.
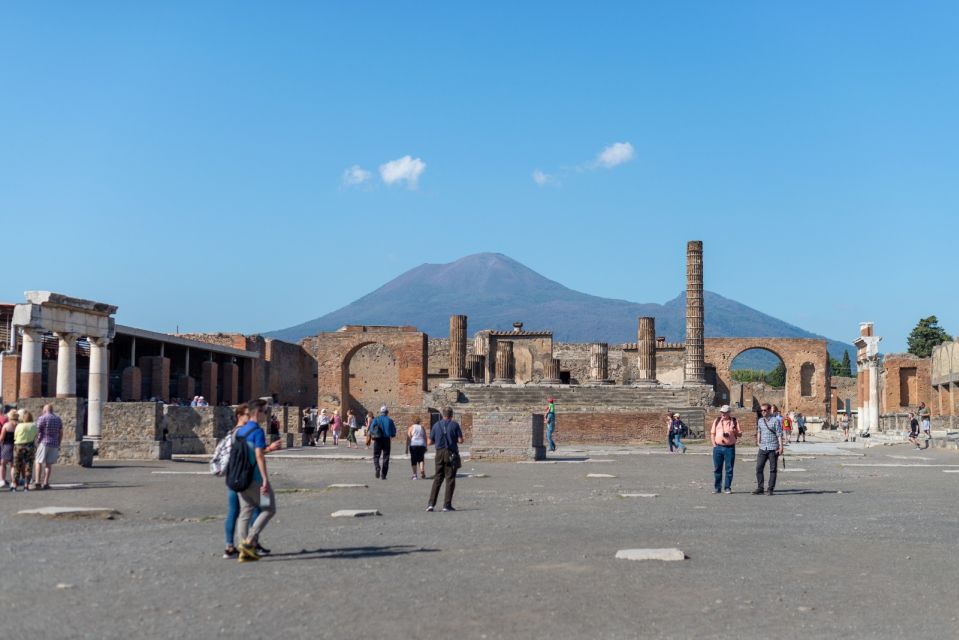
[0,404,63,491]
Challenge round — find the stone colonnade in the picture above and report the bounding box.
[467,354,485,383]
[637,316,657,382]
[448,315,469,382]
[685,240,705,384]
[13,292,117,439]
[589,343,612,384]
[493,341,515,384]
[854,322,882,433]
[543,358,561,384]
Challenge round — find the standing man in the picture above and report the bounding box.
[34,404,62,490]
[236,399,277,562]
[545,397,556,452]
[795,413,807,443]
[427,407,464,512]
[754,404,784,496]
[710,405,742,494]
[367,406,396,480]
[918,402,932,447]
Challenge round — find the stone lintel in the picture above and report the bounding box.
[24,291,118,316]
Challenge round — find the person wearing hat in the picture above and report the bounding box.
[669,413,687,454]
[710,405,742,494]
[366,406,397,480]
[544,397,557,452]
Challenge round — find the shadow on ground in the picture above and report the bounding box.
[265,545,440,562]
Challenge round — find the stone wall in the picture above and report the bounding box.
[344,343,400,416]
[162,405,233,454]
[830,376,857,413]
[1,352,20,406]
[471,411,545,461]
[265,339,316,407]
[99,402,171,460]
[16,397,93,466]
[881,354,934,415]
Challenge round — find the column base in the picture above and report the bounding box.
[492,378,515,385]
[588,380,614,386]
[446,377,470,384]
[541,378,563,385]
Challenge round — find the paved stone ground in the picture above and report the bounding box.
[3,439,959,639]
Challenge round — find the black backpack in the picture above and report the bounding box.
[225,425,256,492]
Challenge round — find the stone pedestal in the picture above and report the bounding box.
[121,366,142,401]
[99,402,172,460]
[222,362,239,405]
[55,332,78,398]
[20,328,42,398]
[637,317,657,382]
[589,343,612,384]
[493,341,515,384]
[471,411,546,461]
[467,354,485,383]
[448,315,469,382]
[201,361,219,406]
[543,358,562,384]
[685,240,706,384]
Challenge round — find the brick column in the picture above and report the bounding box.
[55,332,78,398]
[493,341,515,384]
[121,367,142,401]
[222,362,239,405]
[589,343,612,384]
[467,354,485,383]
[201,361,218,406]
[448,315,469,382]
[151,357,171,403]
[2,352,21,403]
[20,328,43,398]
[543,357,562,384]
[684,240,705,384]
[178,376,196,402]
[637,316,657,383]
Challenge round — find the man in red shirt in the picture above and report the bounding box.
[711,405,742,494]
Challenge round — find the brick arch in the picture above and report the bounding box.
[704,337,830,417]
[313,326,427,415]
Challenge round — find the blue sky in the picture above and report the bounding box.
[2,2,957,352]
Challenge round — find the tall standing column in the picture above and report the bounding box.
[867,357,880,433]
[637,316,657,383]
[448,315,469,382]
[467,354,485,383]
[543,357,562,384]
[493,341,515,384]
[685,240,705,384]
[589,343,611,384]
[55,332,78,397]
[20,327,43,398]
[87,337,110,439]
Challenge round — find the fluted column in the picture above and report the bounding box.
[493,341,515,384]
[20,327,43,398]
[543,357,562,384]
[87,337,110,439]
[637,316,657,382]
[448,315,469,381]
[467,354,485,383]
[685,240,705,384]
[589,343,612,384]
[55,332,78,397]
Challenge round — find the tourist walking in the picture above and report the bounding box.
[12,410,38,492]
[839,412,850,441]
[330,410,342,446]
[918,402,932,448]
[670,413,687,453]
[754,404,784,496]
[795,412,807,443]
[366,406,397,480]
[780,409,792,447]
[408,418,427,479]
[235,399,277,562]
[908,412,921,450]
[317,408,330,445]
[0,410,15,488]
[545,397,556,452]
[364,411,374,448]
[34,404,63,489]
[426,407,464,512]
[711,405,742,494]
[345,409,359,448]
[665,413,675,453]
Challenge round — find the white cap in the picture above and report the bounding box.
[380,405,388,414]
[720,405,731,413]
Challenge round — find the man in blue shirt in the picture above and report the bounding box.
[753,403,784,496]
[237,399,277,561]
[427,407,464,512]
[369,406,397,480]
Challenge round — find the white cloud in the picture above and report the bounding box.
[342,164,372,186]
[595,141,635,169]
[379,155,426,189]
[532,169,556,186]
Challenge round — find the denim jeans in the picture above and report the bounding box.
[756,449,779,491]
[546,423,556,452]
[672,434,686,452]
[712,445,735,491]
[226,489,260,546]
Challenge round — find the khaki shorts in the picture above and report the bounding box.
[36,444,60,466]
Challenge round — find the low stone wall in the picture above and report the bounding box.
[163,405,233,454]
[471,411,545,461]
[16,397,93,466]
[100,402,172,460]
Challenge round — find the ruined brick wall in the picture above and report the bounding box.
[471,412,544,460]
[100,402,170,460]
[831,376,857,413]
[881,354,934,415]
[2,352,20,405]
[162,405,233,454]
[343,343,400,416]
[264,339,316,407]
[176,333,240,348]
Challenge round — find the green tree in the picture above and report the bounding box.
[829,356,842,376]
[907,316,952,358]
[839,350,852,377]
[766,362,786,388]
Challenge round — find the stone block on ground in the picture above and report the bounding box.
[619,493,658,498]
[615,548,686,562]
[19,506,119,519]
[327,484,369,489]
[331,509,381,518]
[586,473,617,478]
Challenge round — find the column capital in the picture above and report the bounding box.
[89,336,112,348]
[20,326,41,340]
[54,331,78,344]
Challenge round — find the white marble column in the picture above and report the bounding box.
[55,332,78,397]
[867,358,880,433]
[87,337,110,439]
[20,327,43,398]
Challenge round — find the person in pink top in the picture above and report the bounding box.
[710,405,742,494]
[330,411,342,446]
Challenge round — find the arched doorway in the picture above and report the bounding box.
[730,348,786,413]
[343,342,400,417]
